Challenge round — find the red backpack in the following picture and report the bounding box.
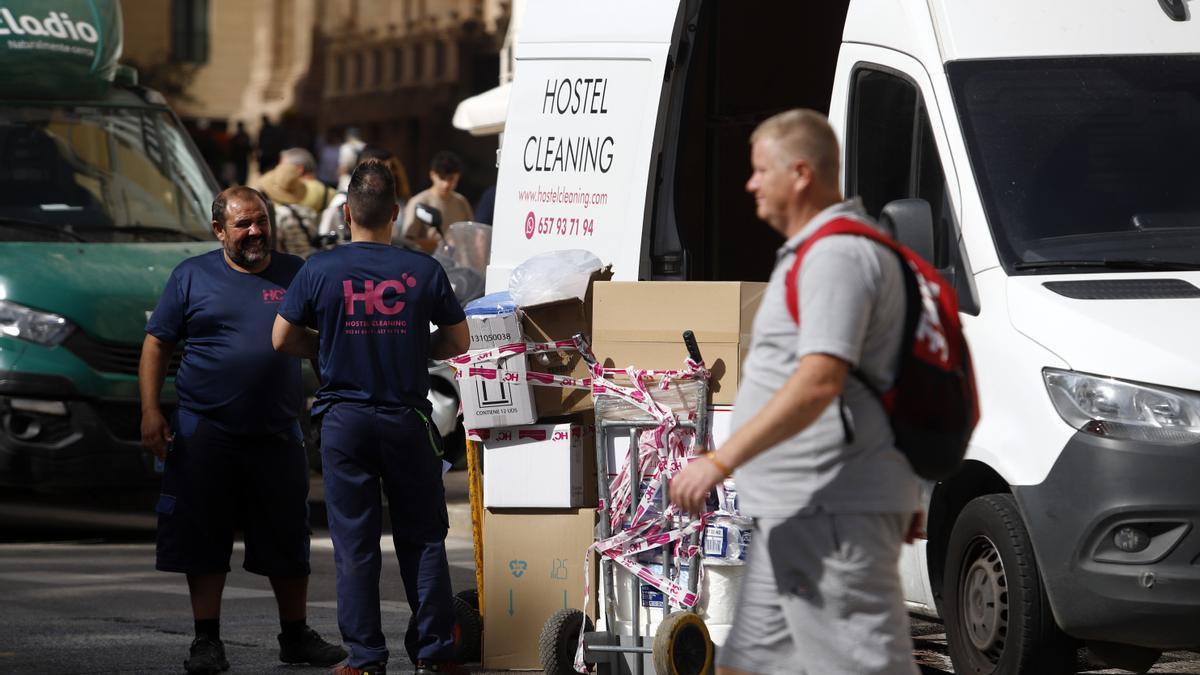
[785,217,979,481]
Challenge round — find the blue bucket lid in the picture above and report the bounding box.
[464,291,518,316]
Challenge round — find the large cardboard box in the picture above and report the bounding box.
[480,417,598,508]
[482,508,597,670]
[591,282,766,404]
[461,309,537,429]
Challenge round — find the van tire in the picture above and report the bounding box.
[943,494,1075,675]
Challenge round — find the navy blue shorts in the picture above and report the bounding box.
[155,410,312,577]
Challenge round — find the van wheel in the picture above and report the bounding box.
[943,494,1075,674]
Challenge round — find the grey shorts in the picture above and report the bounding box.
[717,511,919,675]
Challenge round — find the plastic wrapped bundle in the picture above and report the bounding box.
[594,377,705,423]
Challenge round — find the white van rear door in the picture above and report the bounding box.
[486,0,683,292]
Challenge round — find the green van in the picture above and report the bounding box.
[0,0,220,491]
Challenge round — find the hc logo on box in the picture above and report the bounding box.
[343,276,417,315]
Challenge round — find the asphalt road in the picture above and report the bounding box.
[1,474,1196,674]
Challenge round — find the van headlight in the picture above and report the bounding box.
[0,300,75,346]
[1043,368,1200,445]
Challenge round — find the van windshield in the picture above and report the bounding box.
[0,104,216,243]
[948,56,1200,273]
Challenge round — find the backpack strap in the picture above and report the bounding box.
[783,216,911,444]
[785,216,899,323]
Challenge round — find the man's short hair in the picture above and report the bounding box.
[212,186,269,228]
[430,150,462,178]
[347,159,397,229]
[280,147,317,174]
[750,109,840,186]
[357,145,393,165]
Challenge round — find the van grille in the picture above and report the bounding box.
[62,332,182,377]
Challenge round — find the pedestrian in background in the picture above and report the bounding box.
[402,151,472,251]
[139,186,346,674]
[230,121,253,186]
[255,156,320,258]
[258,114,285,173]
[319,146,412,246]
[317,128,342,186]
[273,159,470,675]
[277,146,338,214]
[336,127,367,191]
[670,109,923,675]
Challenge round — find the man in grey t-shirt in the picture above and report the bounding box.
[670,110,922,674]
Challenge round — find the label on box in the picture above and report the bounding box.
[460,312,536,428]
[640,584,664,608]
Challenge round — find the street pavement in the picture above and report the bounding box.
[0,472,1196,674]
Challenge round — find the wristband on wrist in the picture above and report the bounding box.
[704,451,732,477]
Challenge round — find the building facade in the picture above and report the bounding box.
[119,0,509,200]
[317,0,508,201]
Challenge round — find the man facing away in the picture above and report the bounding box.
[273,160,470,675]
[670,109,923,675]
[401,150,473,250]
[139,186,346,674]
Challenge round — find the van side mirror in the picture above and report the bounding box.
[880,198,934,262]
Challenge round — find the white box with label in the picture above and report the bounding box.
[483,423,586,507]
[460,309,537,430]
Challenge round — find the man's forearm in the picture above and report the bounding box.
[272,315,319,360]
[430,322,469,360]
[138,336,174,413]
[712,354,848,472]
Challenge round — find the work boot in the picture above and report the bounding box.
[331,660,387,675]
[278,626,347,666]
[183,635,229,674]
[414,660,459,675]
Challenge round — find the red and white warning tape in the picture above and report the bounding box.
[573,358,713,673]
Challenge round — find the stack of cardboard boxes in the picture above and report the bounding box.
[461,279,764,668]
[463,288,602,670]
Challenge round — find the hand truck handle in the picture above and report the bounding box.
[683,330,703,364]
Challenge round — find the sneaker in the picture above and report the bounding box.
[183,635,229,674]
[414,661,458,675]
[330,660,387,675]
[278,626,348,666]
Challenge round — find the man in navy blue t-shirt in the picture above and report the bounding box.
[274,160,468,675]
[140,186,346,674]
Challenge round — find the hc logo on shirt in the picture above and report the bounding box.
[262,288,285,303]
[343,275,417,315]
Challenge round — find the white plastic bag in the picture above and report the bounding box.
[508,249,603,306]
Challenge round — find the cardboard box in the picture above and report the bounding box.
[517,266,612,418]
[481,418,598,508]
[591,282,766,404]
[520,298,593,417]
[482,508,597,670]
[461,309,537,429]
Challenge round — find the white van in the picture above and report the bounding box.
[487,1,1200,671]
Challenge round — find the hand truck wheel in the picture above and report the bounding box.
[406,594,482,663]
[454,587,479,611]
[538,607,595,675]
[652,611,713,675]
